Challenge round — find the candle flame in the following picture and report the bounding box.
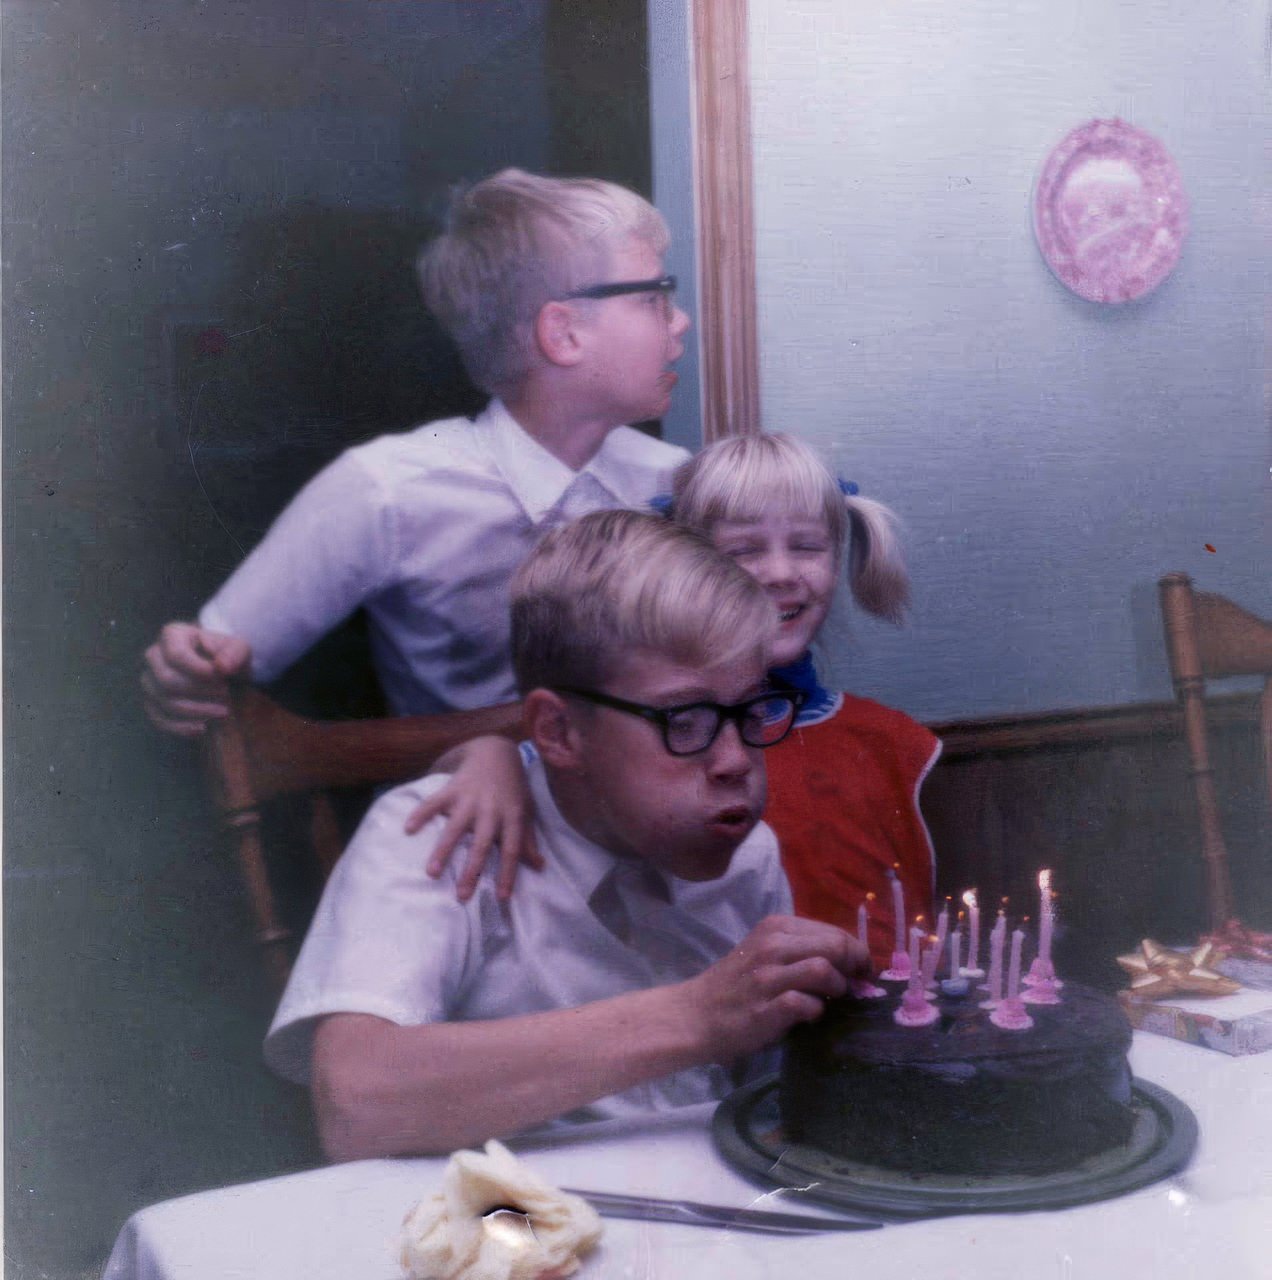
[866,891,876,902]
[962,888,978,909]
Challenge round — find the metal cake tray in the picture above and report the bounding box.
[712,1075,1197,1219]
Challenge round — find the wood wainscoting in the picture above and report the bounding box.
[921,693,1269,989]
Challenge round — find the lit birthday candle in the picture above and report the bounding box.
[991,926,1035,1030]
[890,868,906,952]
[849,893,886,999]
[935,897,951,951]
[895,926,940,1027]
[1038,870,1054,966]
[1006,927,1025,1000]
[907,923,924,986]
[881,872,912,980]
[980,908,1007,1008]
[961,889,983,976]
[1024,872,1062,1003]
[920,934,942,991]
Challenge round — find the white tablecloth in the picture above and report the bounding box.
[103,1033,1272,1280]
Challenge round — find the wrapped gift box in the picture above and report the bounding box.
[1215,956,1272,991]
[1120,986,1272,1056]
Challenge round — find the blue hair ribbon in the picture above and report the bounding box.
[837,478,859,497]
[648,492,675,518]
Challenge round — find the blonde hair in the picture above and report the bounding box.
[670,433,910,624]
[511,509,775,694]
[418,168,670,395]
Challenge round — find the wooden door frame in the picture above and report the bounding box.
[690,0,761,440]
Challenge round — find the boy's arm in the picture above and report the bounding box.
[311,914,865,1160]
[142,452,395,736]
[406,734,542,901]
[141,622,252,736]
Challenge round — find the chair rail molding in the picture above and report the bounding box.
[690,0,761,441]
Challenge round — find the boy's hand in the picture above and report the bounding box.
[141,622,252,737]
[683,916,869,1063]
[405,736,545,901]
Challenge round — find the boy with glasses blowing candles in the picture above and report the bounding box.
[265,511,869,1161]
[141,169,692,737]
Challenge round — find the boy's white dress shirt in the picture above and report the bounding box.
[200,399,689,715]
[265,755,791,1126]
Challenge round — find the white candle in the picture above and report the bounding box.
[907,925,923,991]
[948,927,962,978]
[935,898,951,950]
[890,871,906,952]
[1038,870,1054,967]
[986,911,1006,1003]
[1006,928,1025,1000]
[920,937,942,988]
[963,889,980,970]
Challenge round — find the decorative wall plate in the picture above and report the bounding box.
[1033,118,1188,304]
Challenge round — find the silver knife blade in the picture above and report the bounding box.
[561,1188,882,1234]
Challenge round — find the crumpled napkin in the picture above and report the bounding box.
[400,1139,602,1280]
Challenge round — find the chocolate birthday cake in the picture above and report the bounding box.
[780,983,1136,1176]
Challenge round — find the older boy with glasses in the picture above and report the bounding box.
[141,169,692,737]
[264,511,868,1160]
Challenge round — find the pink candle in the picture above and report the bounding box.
[890,870,906,953]
[857,900,869,947]
[1006,928,1025,1000]
[962,889,980,971]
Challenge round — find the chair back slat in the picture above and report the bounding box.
[203,686,523,992]
[1159,572,1271,930]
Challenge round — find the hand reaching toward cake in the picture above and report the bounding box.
[684,915,870,1063]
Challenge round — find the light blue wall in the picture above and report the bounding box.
[652,0,1270,720]
[648,0,703,453]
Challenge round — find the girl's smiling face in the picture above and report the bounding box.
[710,508,838,666]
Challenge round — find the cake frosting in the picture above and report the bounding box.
[780,982,1135,1176]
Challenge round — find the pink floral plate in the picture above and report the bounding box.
[1033,118,1188,304]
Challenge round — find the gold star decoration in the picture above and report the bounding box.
[1116,939,1241,1001]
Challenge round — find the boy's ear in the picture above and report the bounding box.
[533,300,586,369]
[523,688,583,768]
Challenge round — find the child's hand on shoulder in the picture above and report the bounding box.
[404,735,545,902]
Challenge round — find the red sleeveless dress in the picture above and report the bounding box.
[763,693,940,971]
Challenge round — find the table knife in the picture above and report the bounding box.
[560,1187,883,1234]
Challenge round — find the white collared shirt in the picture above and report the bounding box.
[265,755,791,1126]
[200,399,688,715]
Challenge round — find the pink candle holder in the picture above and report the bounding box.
[1021,974,1061,1005]
[894,985,940,1027]
[849,977,887,999]
[880,950,912,982]
[989,995,1034,1030]
[1023,954,1065,988]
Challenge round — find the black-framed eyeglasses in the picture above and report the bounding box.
[563,274,677,317]
[554,685,804,756]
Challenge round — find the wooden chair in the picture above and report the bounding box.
[1158,572,1272,930]
[204,686,522,992]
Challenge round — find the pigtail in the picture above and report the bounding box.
[843,494,910,625]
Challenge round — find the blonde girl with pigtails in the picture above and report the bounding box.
[666,434,939,968]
